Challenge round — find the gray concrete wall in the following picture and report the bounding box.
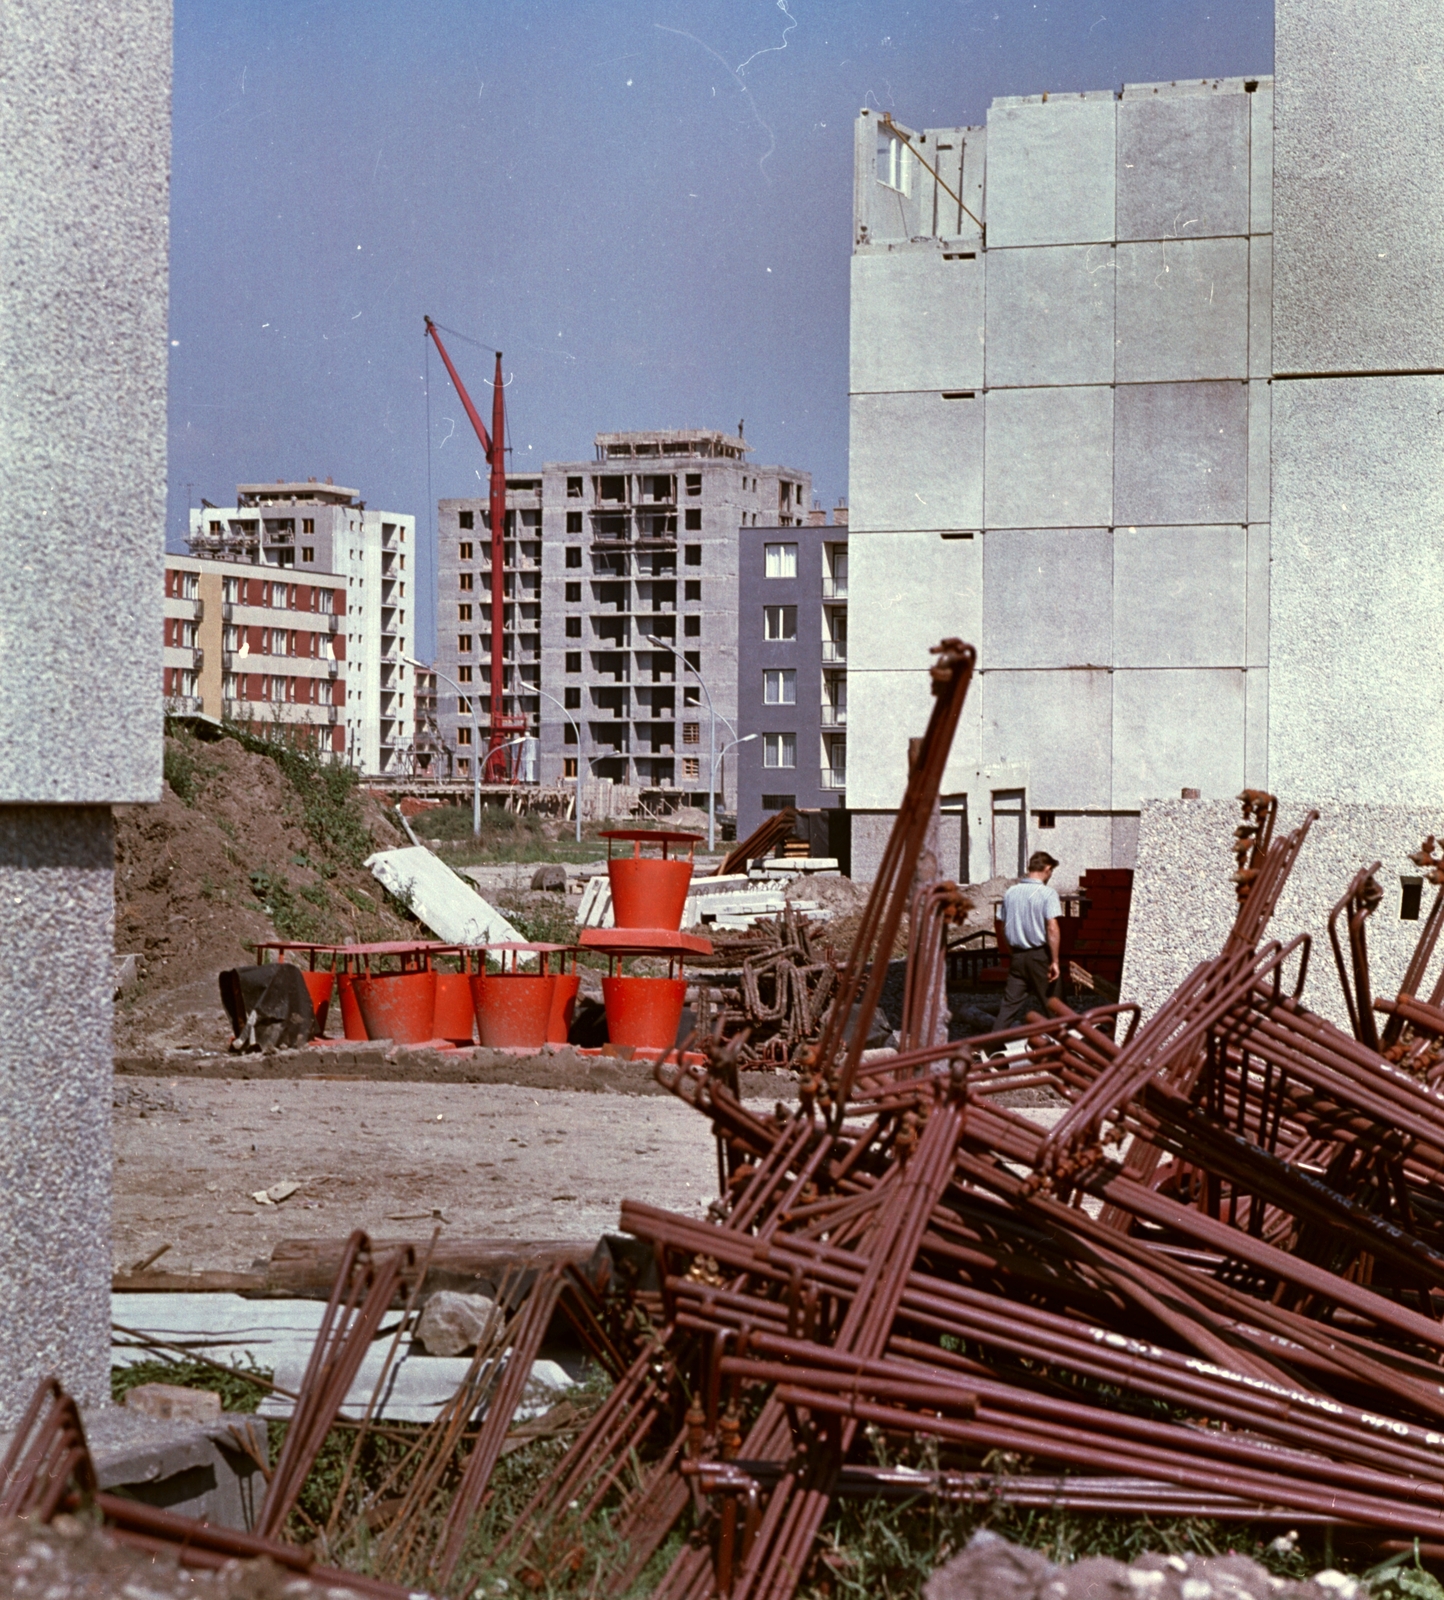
[0,1,171,1423]
[1122,798,1444,1036]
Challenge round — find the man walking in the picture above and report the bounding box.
[994,851,1062,1033]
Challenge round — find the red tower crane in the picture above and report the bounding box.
[424,316,528,781]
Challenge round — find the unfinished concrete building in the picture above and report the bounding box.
[189,483,416,774]
[848,0,1444,885]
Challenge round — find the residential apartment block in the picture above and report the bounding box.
[163,557,345,754]
[735,512,849,840]
[188,482,416,773]
[434,432,810,806]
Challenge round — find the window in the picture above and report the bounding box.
[685,473,701,496]
[764,668,796,705]
[684,544,702,566]
[458,665,472,683]
[682,723,700,745]
[564,686,581,709]
[458,634,472,652]
[458,758,471,777]
[684,650,700,671]
[565,546,582,569]
[764,542,798,578]
[564,757,578,777]
[458,604,472,622]
[685,579,701,602]
[565,582,581,603]
[1037,811,1057,830]
[458,696,471,714]
[877,129,912,193]
[764,605,797,641]
[567,476,583,498]
[457,726,472,745]
[301,546,314,562]
[683,684,700,707]
[763,732,796,769]
[303,518,315,534]
[683,615,700,637]
[684,508,702,531]
[565,616,582,638]
[682,757,700,780]
[460,541,473,560]
[566,651,581,672]
[762,793,796,811]
[564,721,578,744]
[459,572,473,590]
[566,511,583,535]
[459,511,474,530]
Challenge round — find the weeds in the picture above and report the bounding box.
[248,866,331,943]
[162,729,215,805]
[111,1354,270,1414]
[223,721,375,867]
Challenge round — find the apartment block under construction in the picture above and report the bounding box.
[434,430,810,809]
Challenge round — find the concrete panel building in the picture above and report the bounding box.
[849,4,1444,886]
[735,513,849,840]
[189,483,415,774]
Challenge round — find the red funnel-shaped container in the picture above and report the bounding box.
[602,975,687,1051]
[299,970,334,1038]
[336,973,367,1040]
[547,973,581,1044]
[433,972,476,1045]
[608,858,693,931]
[471,971,557,1049]
[354,969,438,1045]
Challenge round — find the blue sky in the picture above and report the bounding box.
[167,0,1273,658]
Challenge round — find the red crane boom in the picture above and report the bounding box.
[424,316,526,781]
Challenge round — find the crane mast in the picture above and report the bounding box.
[424,317,527,781]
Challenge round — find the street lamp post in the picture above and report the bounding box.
[405,657,484,838]
[642,634,736,853]
[716,732,759,841]
[533,685,585,843]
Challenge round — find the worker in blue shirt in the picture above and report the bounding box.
[995,851,1062,1033]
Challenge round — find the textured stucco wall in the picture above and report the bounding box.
[0,0,170,803]
[0,811,116,1422]
[1121,799,1444,1034]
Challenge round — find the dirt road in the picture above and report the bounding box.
[113,1078,746,1276]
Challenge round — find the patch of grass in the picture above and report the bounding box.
[223,721,375,867]
[111,1355,270,1414]
[249,866,331,942]
[300,880,331,909]
[162,731,215,805]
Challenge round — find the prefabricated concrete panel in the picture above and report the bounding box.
[848,530,981,673]
[1123,799,1444,1031]
[1115,91,1251,242]
[1273,2,1444,373]
[1245,523,1270,667]
[980,668,1112,810]
[1112,667,1246,806]
[1038,813,1114,888]
[0,0,169,803]
[1114,381,1248,527]
[1250,87,1273,236]
[981,528,1112,669]
[1245,667,1269,789]
[984,386,1113,529]
[0,809,113,1422]
[1247,380,1271,523]
[1114,238,1249,383]
[844,668,985,812]
[850,249,984,394]
[984,96,1117,249]
[1248,236,1272,378]
[1269,376,1444,803]
[1111,813,1140,870]
[984,244,1115,389]
[849,391,984,532]
[1111,526,1246,668]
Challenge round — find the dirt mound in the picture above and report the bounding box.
[113,732,409,1054]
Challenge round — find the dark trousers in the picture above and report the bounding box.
[995,945,1057,1032]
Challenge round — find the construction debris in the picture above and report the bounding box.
[365,845,526,946]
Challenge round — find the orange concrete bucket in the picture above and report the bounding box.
[608,858,693,931]
[432,972,476,1046]
[299,969,335,1037]
[353,969,438,1045]
[336,972,367,1040]
[602,975,687,1051]
[547,973,581,1044]
[471,971,557,1049]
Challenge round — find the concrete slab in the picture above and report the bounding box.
[1250,86,1273,235]
[1116,90,1251,242]
[849,529,981,672]
[984,386,1113,529]
[1111,526,1246,668]
[1112,667,1246,806]
[1114,381,1248,527]
[1245,667,1269,789]
[849,390,984,532]
[1247,379,1271,523]
[850,248,985,393]
[1248,235,1272,377]
[1269,375,1444,803]
[981,528,1112,669]
[983,243,1115,388]
[1274,2,1444,373]
[984,95,1117,248]
[1114,237,1249,383]
[980,668,1112,809]
[844,669,983,810]
[1246,523,1270,668]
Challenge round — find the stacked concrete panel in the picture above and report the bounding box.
[848,78,1273,886]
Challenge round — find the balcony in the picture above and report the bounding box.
[821,766,847,791]
[822,640,847,663]
[820,704,847,727]
[822,577,848,599]
[164,695,204,715]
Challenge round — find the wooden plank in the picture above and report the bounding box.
[265,1236,610,1299]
